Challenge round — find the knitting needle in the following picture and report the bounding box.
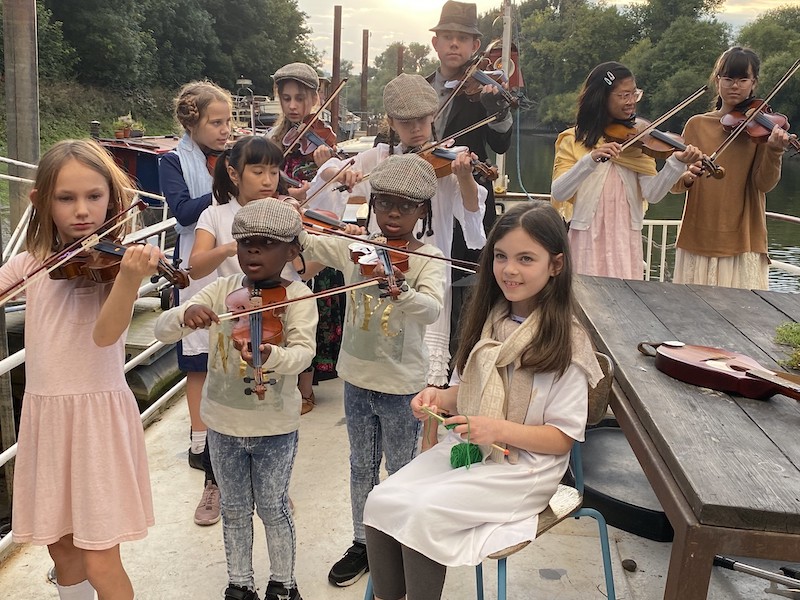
[420,406,509,455]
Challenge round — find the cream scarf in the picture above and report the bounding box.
[456,304,604,464]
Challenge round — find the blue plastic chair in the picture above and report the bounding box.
[365,353,617,600]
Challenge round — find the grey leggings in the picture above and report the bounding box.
[365,526,447,600]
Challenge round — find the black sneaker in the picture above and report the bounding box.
[263,580,302,600]
[328,541,369,587]
[188,448,204,471]
[224,584,258,600]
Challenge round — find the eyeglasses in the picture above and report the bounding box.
[612,88,643,102]
[717,76,754,88]
[372,197,422,215]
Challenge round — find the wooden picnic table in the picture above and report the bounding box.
[574,276,800,600]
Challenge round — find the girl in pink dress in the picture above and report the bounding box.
[550,61,702,280]
[1,140,162,600]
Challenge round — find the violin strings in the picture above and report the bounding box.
[282,78,349,158]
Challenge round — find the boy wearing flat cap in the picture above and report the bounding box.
[301,154,446,588]
[155,198,317,600]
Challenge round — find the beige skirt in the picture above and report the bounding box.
[673,249,769,290]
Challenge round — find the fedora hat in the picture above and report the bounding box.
[430,1,482,37]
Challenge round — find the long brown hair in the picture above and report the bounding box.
[455,201,577,378]
[268,79,320,147]
[710,46,760,110]
[26,139,135,260]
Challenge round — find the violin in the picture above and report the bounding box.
[302,208,348,231]
[282,116,347,160]
[448,56,519,108]
[225,280,287,401]
[638,341,800,402]
[49,237,190,288]
[349,238,409,299]
[418,146,499,182]
[720,98,800,155]
[604,117,725,179]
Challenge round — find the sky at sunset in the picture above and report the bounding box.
[295,0,778,74]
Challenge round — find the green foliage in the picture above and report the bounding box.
[775,322,800,370]
[625,0,724,42]
[0,1,77,81]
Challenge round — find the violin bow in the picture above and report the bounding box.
[216,277,383,322]
[710,58,800,163]
[303,221,479,273]
[298,158,356,208]
[0,199,146,306]
[615,85,708,152]
[416,113,502,156]
[282,77,349,158]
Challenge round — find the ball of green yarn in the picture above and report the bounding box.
[450,442,483,468]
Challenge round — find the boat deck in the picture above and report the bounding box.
[0,378,788,599]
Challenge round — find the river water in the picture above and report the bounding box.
[502,133,800,292]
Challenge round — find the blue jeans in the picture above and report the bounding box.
[207,429,298,590]
[344,382,420,543]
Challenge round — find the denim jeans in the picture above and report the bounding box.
[344,382,420,543]
[207,428,298,590]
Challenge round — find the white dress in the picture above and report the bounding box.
[363,364,588,566]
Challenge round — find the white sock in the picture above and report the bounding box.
[57,579,96,600]
[190,430,207,454]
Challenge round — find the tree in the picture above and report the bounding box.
[44,0,155,89]
[0,1,77,81]
[141,0,222,86]
[625,0,724,42]
[201,0,319,93]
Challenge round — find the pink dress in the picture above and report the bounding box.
[2,253,154,550]
[568,165,644,280]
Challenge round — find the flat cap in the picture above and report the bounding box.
[272,62,319,91]
[231,198,302,242]
[383,74,439,120]
[370,154,437,202]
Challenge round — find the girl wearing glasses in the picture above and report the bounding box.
[300,154,446,588]
[269,62,347,413]
[550,61,701,280]
[672,47,791,289]
[313,73,487,393]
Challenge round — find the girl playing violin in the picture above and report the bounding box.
[313,72,487,390]
[270,62,347,413]
[362,201,604,600]
[671,47,793,289]
[155,199,318,600]
[300,154,446,588]
[1,140,163,600]
[159,80,232,521]
[550,61,702,280]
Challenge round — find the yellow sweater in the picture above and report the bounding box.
[673,111,783,257]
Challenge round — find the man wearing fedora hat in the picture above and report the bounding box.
[427,1,513,373]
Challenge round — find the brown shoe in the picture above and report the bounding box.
[194,480,221,526]
[301,392,315,415]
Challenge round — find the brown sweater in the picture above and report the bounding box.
[673,111,783,257]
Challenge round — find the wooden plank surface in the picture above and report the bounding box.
[575,276,800,533]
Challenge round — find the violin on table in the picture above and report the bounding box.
[225,280,287,401]
[638,341,800,401]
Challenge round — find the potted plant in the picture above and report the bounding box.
[112,120,128,139]
[130,121,145,138]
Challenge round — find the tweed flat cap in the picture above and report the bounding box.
[370,154,437,202]
[383,74,438,120]
[272,63,319,91]
[231,198,302,242]
[431,1,482,37]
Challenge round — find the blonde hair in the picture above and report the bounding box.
[26,139,136,260]
[173,80,233,132]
